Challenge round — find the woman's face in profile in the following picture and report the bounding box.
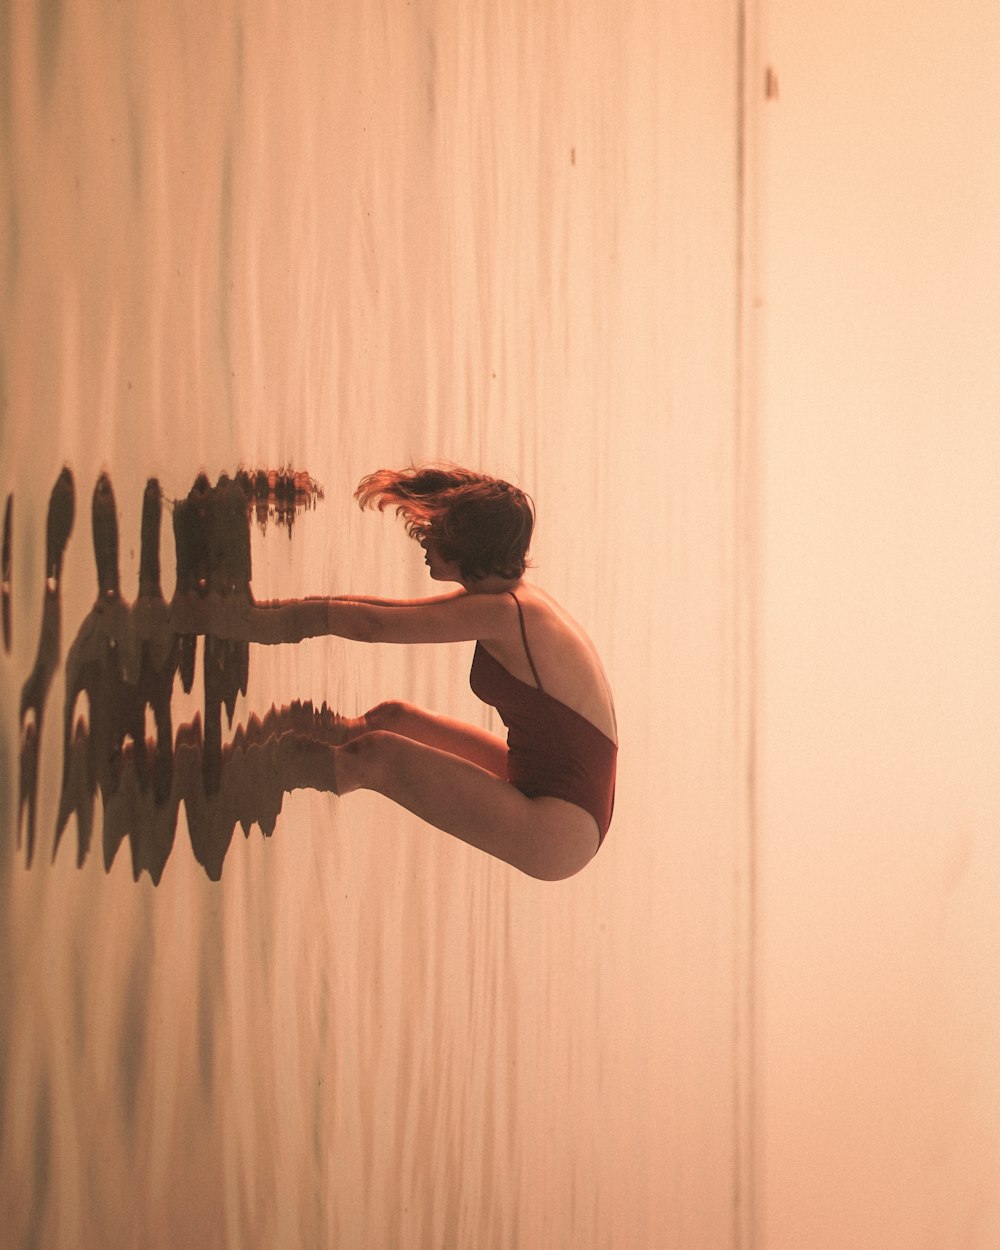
[419,536,462,583]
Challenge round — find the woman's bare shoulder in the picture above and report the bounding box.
[514,584,588,638]
[507,585,618,740]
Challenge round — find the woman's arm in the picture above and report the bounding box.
[329,591,465,608]
[176,588,508,646]
[244,597,373,644]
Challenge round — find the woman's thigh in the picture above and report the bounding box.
[340,730,597,880]
[367,700,509,779]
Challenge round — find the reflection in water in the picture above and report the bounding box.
[19,467,331,883]
[2,493,11,653]
[17,468,75,867]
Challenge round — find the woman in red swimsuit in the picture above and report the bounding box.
[203,465,617,881]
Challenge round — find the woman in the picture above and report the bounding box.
[207,465,617,881]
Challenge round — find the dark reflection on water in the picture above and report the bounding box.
[16,467,335,883]
[17,468,75,868]
[2,493,11,654]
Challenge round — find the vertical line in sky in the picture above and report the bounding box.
[733,0,760,1245]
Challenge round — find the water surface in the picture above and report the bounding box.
[0,4,750,1246]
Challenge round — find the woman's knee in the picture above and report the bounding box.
[521,817,600,881]
[364,700,414,732]
[524,847,595,883]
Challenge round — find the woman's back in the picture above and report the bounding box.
[476,584,618,744]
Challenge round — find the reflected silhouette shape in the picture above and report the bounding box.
[59,699,346,883]
[18,468,75,866]
[55,473,178,872]
[170,471,251,790]
[14,465,331,882]
[2,493,11,653]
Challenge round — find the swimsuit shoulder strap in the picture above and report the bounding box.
[508,591,543,690]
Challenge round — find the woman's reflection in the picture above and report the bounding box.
[18,467,328,882]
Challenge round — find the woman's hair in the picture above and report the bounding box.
[354,463,534,581]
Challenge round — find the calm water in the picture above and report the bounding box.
[0,3,750,1246]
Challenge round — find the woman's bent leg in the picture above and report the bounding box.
[334,730,597,881]
[346,701,509,778]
